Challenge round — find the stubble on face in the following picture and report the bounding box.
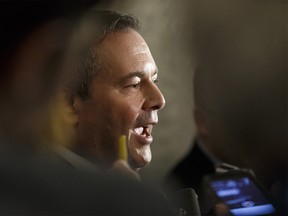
[74,29,163,170]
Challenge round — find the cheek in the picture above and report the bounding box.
[114,101,139,128]
[79,100,103,126]
[108,96,144,137]
[92,90,144,132]
[123,96,144,116]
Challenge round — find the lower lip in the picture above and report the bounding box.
[132,132,153,145]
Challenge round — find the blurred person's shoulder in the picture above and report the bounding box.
[0,140,172,215]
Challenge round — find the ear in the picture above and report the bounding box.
[47,90,79,148]
[193,106,211,143]
[58,89,79,126]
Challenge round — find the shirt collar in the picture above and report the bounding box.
[53,145,100,173]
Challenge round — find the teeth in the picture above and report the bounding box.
[134,127,144,135]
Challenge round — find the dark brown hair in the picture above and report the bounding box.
[64,10,140,100]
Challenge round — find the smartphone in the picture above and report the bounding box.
[204,170,277,216]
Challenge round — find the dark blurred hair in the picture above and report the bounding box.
[63,10,140,100]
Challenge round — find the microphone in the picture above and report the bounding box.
[168,188,201,216]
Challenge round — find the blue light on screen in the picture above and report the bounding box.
[217,188,240,197]
[230,204,276,216]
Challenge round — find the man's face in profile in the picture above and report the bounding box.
[74,29,165,170]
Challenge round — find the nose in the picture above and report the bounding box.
[143,82,166,111]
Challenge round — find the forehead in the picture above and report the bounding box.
[95,29,157,75]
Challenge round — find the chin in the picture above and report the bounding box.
[129,150,152,170]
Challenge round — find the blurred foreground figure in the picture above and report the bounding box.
[164,1,287,215]
[0,1,171,215]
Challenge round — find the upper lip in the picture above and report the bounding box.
[134,120,157,134]
[143,124,153,135]
[135,120,157,128]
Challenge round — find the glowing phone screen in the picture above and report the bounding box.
[210,177,276,216]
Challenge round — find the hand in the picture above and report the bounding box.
[208,203,231,216]
[214,203,230,216]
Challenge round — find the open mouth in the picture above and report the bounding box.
[133,126,150,137]
[132,125,153,145]
[129,124,155,169]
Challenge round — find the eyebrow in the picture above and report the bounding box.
[123,70,158,80]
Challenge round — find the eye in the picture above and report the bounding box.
[153,78,159,84]
[131,82,140,88]
[126,81,140,88]
[152,75,159,84]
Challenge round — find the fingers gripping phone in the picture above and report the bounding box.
[204,170,277,216]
